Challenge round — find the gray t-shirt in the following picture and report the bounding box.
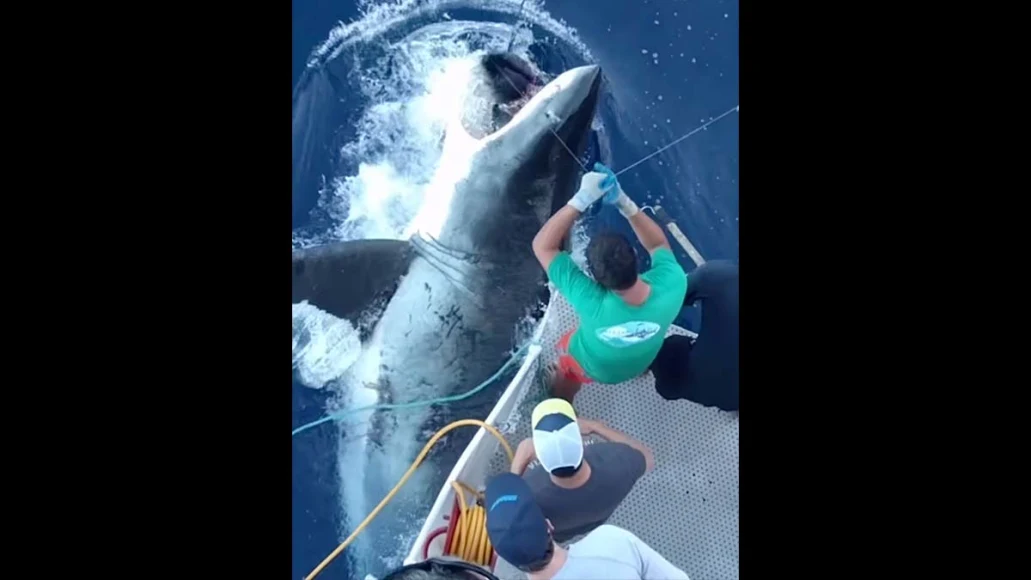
[523,440,646,543]
[552,525,690,580]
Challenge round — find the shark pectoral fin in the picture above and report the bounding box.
[292,239,415,321]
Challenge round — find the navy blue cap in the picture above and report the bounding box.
[484,473,551,568]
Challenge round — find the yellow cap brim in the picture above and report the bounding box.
[532,398,577,429]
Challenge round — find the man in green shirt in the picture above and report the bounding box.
[532,163,687,401]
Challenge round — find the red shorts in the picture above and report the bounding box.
[556,329,591,384]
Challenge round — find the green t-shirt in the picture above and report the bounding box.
[547,248,688,384]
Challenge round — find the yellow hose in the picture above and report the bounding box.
[304,419,515,580]
[448,481,493,568]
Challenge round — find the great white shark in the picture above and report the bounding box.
[292,53,602,571]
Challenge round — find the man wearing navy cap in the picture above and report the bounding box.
[485,473,690,580]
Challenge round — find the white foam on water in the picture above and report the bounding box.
[310,0,593,66]
[292,301,363,389]
[312,28,514,245]
[333,323,386,563]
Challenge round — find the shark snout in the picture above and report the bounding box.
[547,64,602,122]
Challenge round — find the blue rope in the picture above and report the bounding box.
[292,342,535,436]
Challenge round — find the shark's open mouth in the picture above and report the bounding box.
[490,81,543,131]
[460,53,551,139]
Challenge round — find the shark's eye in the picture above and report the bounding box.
[545,110,560,123]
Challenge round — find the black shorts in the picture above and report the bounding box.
[650,260,739,411]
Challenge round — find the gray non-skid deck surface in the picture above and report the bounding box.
[488,290,739,580]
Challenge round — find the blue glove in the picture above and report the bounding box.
[597,163,621,204]
[595,162,639,218]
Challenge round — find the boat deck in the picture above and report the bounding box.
[485,289,739,580]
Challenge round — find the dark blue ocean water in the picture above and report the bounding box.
[292,2,737,579]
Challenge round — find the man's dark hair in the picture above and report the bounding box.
[549,461,583,479]
[519,539,556,573]
[587,233,638,291]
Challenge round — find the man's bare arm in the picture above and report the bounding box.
[627,211,671,254]
[532,205,581,271]
[509,438,538,475]
[534,169,612,270]
[597,163,671,254]
[580,418,656,473]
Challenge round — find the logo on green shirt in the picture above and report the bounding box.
[595,321,661,348]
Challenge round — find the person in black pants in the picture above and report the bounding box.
[649,260,739,413]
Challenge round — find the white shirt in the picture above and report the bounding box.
[551,525,690,580]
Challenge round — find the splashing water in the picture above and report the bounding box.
[292,301,363,389]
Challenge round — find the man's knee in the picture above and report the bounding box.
[693,260,738,283]
[649,335,693,401]
[685,260,738,305]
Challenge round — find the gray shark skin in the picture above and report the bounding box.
[291,53,602,572]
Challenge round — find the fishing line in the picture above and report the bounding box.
[550,124,590,172]
[615,105,740,176]
[505,0,531,52]
[486,43,737,177]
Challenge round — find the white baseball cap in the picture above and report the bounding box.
[531,398,584,476]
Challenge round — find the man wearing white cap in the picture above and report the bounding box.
[509,398,655,543]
